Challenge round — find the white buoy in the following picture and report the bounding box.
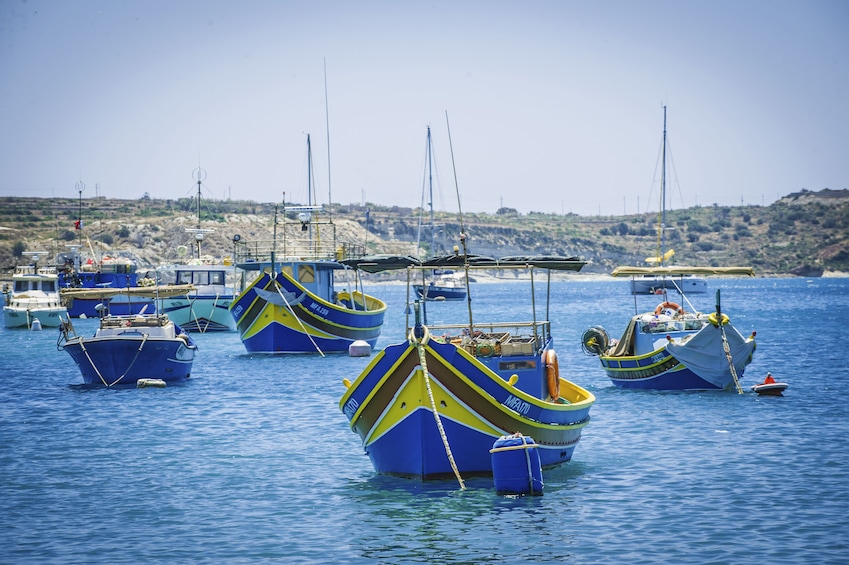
[137,379,167,388]
[30,318,42,331]
[348,340,372,357]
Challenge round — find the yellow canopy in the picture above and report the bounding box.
[611,266,755,277]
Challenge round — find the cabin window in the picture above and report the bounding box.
[280,266,293,277]
[177,272,193,285]
[298,265,315,283]
[210,272,224,285]
[43,280,56,292]
[14,281,27,292]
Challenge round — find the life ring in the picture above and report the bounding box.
[654,301,684,316]
[708,312,730,327]
[476,341,495,357]
[545,349,560,401]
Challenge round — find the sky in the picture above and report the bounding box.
[0,0,847,216]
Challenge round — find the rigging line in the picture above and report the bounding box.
[444,111,466,236]
[444,111,474,337]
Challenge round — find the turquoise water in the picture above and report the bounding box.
[1,277,847,564]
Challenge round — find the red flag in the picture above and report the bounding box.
[74,220,82,230]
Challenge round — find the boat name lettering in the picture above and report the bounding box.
[652,353,665,364]
[232,305,243,318]
[310,302,329,317]
[503,395,530,415]
[343,398,360,420]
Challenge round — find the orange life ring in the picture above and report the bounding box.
[545,349,560,401]
[654,301,684,316]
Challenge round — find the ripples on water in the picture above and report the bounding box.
[1,278,848,563]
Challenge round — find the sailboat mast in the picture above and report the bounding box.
[427,126,435,255]
[195,172,202,259]
[660,105,668,267]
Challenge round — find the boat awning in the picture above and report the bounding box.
[340,255,422,273]
[341,254,587,273]
[59,284,196,299]
[611,266,755,277]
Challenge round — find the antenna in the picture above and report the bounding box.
[185,167,214,260]
[324,58,333,219]
[75,180,85,247]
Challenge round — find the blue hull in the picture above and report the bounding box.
[66,296,155,318]
[606,366,724,390]
[63,336,196,386]
[413,284,466,301]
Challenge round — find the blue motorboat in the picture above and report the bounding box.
[59,306,197,387]
[57,247,155,317]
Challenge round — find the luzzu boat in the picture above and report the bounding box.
[229,203,386,355]
[58,285,198,386]
[582,272,757,391]
[339,254,595,481]
[580,105,757,392]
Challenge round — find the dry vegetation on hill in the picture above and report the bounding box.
[1,188,847,277]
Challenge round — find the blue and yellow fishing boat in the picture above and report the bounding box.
[581,278,757,391]
[229,258,386,354]
[340,255,594,481]
[230,135,386,354]
[580,107,757,392]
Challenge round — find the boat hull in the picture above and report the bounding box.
[340,339,593,478]
[629,275,707,295]
[230,272,386,354]
[160,295,236,332]
[64,296,154,318]
[63,335,196,385]
[413,284,466,301]
[3,306,66,328]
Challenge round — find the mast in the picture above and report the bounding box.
[187,167,212,260]
[427,126,435,255]
[660,105,668,267]
[323,58,333,220]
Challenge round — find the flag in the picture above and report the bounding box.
[365,209,370,225]
[74,219,83,230]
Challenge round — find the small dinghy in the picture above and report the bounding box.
[751,382,788,396]
[751,373,787,396]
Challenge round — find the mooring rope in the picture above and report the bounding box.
[719,325,743,394]
[80,332,149,387]
[186,292,200,332]
[203,293,221,333]
[521,434,535,494]
[409,325,466,490]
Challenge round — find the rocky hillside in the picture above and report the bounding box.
[1,188,846,277]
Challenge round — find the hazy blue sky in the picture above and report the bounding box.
[1,0,846,215]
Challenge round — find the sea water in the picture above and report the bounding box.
[1,277,847,564]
